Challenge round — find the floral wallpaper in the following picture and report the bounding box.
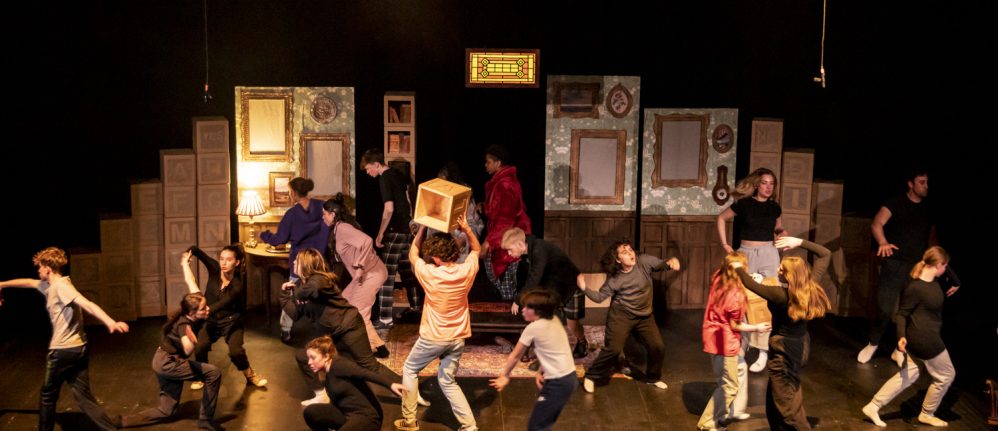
[641,108,738,215]
[235,86,356,213]
[544,76,640,211]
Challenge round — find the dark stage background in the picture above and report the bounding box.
[2,1,994,385]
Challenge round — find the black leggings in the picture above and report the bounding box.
[195,317,250,370]
[303,403,381,431]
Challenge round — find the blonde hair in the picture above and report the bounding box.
[732,168,778,200]
[501,227,526,249]
[711,252,749,310]
[296,248,338,285]
[780,256,831,321]
[32,247,68,271]
[910,246,949,279]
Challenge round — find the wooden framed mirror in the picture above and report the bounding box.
[651,113,708,188]
[300,133,351,201]
[239,89,294,162]
[570,129,627,204]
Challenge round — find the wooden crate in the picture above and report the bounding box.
[163,186,197,217]
[782,150,815,185]
[751,118,783,153]
[160,149,197,187]
[130,180,163,216]
[192,117,229,153]
[198,216,231,248]
[69,250,102,285]
[164,217,197,249]
[197,152,230,185]
[197,184,230,216]
[780,182,813,215]
[100,216,133,252]
[135,245,163,278]
[137,276,165,317]
[414,178,472,232]
[749,151,782,175]
[812,180,844,215]
[132,215,163,247]
[101,251,134,283]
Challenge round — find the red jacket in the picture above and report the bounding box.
[484,166,532,275]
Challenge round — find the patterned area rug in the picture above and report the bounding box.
[375,322,619,379]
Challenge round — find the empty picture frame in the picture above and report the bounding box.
[651,113,708,188]
[553,82,600,119]
[570,129,627,205]
[239,89,294,162]
[300,133,351,200]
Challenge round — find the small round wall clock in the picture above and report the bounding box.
[606,84,633,118]
[310,95,338,124]
[712,124,734,153]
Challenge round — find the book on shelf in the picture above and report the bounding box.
[400,104,411,123]
[389,107,400,123]
[400,134,410,154]
[388,134,401,153]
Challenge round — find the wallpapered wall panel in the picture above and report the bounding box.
[544,76,640,211]
[641,108,738,215]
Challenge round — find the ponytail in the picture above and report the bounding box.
[910,246,949,279]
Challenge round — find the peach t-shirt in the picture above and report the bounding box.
[410,249,480,341]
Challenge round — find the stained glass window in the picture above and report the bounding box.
[466,49,539,88]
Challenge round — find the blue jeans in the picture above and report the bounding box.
[400,337,476,430]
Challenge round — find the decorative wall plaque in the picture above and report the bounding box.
[310,95,338,124]
[605,83,633,118]
[712,165,731,205]
[712,124,734,153]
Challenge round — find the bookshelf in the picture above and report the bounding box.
[384,92,415,178]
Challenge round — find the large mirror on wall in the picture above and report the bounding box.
[652,113,708,188]
[239,89,294,162]
[300,133,351,200]
[570,129,627,204]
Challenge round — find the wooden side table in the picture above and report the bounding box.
[244,245,290,326]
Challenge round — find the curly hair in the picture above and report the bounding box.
[599,239,633,276]
[32,247,68,271]
[421,232,460,263]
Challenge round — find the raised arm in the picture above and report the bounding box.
[457,214,480,254]
[180,250,201,294]
[0,278,41,305]
[577,273,614,303]
[732,264,787,304]
[717,207,736,254]
[189,245,220,275]
[409,223,426,265]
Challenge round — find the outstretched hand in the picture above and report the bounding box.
[774,236,803,250]
[108,321,130,334]
[876,243,899,257]
[390,383,407,398]
[666,257,681,271]
[489,375,510,392]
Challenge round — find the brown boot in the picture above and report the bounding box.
[244,368,268,387]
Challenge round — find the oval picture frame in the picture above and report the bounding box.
[605,83,633,118]
[712,124,734,153]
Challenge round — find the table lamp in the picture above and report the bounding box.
[236,191,266,248]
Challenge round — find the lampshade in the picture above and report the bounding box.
[236,191,266,217]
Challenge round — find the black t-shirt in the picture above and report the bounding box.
[882,195,931,264]
[191,246,246,321]
[730,197,781,242]
[896,279,946,360]
[379,168,413,234]
[159,315,203,358]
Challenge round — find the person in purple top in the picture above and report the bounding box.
[260,177,330,342]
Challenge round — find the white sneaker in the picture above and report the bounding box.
[890,349,905,367]
[416,393,431,407]
[749,351,768,373]
[862,402,886,427]
[857,343,877,364]
[917,412,948,427]
[646,380,668,390]
[728,412,750,421]
[301,391,330,406]
[583,378,595,393]
[190,381,204,390]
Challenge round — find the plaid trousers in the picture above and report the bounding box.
[377,232,419,324]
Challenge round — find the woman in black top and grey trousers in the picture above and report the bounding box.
[730,236,831,431]
[862,246,960,428]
